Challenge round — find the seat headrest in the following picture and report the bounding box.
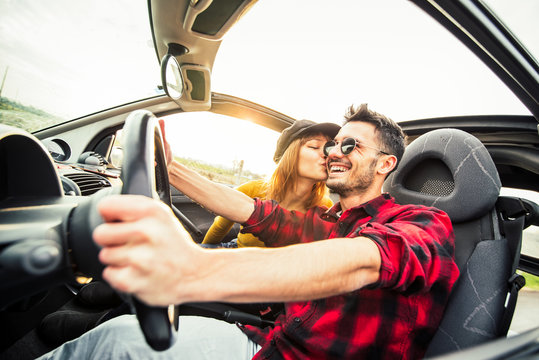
[383,128,501,222]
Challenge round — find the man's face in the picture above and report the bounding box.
[325,122,382,197]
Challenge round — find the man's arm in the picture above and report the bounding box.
[94,195,381,306]
[168,160,254,224]
[200,237,381,304]
[202,180,266,245]
[159,118,254,223]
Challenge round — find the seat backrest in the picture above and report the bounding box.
[383,128,519,356]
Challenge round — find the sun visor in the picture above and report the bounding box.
[184,0,258,40]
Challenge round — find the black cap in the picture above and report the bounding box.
[273,120,341,163]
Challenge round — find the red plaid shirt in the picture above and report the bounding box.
[239,193,459,360]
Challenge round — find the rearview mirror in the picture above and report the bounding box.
[161,54,184,100]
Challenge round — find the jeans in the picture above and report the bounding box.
[37,314,261,359]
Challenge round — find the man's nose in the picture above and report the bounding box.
[328,143,344,157]
[326,144,344,165]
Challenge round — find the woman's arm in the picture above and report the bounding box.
[202,215,234,244]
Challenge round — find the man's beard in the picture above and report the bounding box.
[327,159,377,197]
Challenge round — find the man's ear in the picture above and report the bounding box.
[377,155,397,175]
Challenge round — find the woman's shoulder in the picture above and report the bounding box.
[235,179,268,198]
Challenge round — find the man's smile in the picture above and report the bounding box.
[328,160,351,176]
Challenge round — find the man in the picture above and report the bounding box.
[40,104,459,359]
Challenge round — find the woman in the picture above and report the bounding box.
[201,119,340,248]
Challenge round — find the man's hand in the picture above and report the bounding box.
[93,195,201,306]
[158,119,173,170]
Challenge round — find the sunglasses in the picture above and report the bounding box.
[323,137,389,157]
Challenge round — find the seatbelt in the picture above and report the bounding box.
[496,197,527,336]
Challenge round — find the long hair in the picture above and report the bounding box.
[266,134,329,209]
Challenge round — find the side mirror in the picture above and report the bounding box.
[161,54,184,100]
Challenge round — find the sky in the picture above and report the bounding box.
[175,0,537,175]
[1,0,535,122]
[210,0,535,123]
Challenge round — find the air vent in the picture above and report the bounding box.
[63,172,112,196]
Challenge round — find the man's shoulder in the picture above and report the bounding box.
[375,196,452,226]
[395,201,449,216]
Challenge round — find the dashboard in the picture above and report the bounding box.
[0,125,120,201]
[42,138,71,162]
[0,123,124,309]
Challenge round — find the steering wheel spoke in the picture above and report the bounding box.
[119,110,177,351]
[69,110,177,351]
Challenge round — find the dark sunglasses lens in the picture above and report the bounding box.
[341,138,356,155]
[323,141,336,156]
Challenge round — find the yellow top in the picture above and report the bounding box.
[202,179,333,247]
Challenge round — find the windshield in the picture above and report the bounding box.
[0,0,161,133]
[212,0,536,123]
[0,1,536,133]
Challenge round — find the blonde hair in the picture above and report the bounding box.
[266,134,329,209]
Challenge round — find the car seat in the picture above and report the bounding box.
[383,128,527,356]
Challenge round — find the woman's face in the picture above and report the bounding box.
[297,134,330,182]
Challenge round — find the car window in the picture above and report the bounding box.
[0,0,160,132]
[161,112,280,187]
[500,187,539,260]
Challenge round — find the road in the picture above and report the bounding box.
[508,289,539,335]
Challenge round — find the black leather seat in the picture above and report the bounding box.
[383,128,524,356]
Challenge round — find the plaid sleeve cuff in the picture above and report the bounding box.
[358,230,396,289]
[241,198,278,235]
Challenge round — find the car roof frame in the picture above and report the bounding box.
[411,0,539,121]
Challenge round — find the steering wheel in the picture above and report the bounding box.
[69,110,177,351]
[120,110,177,350]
